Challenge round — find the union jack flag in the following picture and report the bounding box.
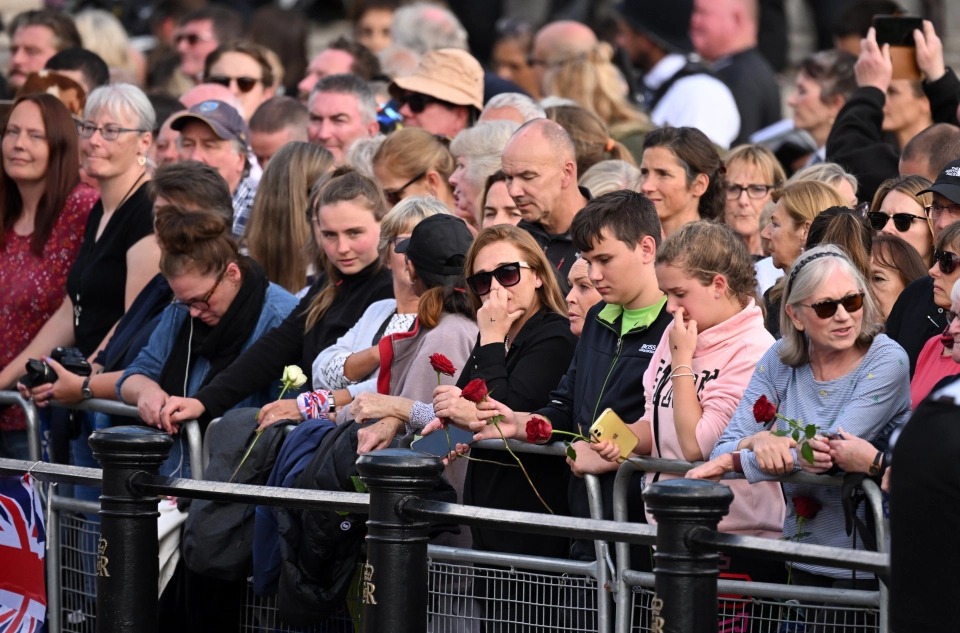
[0,474,46,633]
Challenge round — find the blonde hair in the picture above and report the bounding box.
[245,142,333,293]
[372,127,455,181]
[773,180,848,226]
[724,144,786,189]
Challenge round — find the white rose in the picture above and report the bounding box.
[282,365,307,389]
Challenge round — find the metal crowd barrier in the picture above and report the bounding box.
[612,456,890,633]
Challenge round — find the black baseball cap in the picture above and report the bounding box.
[919,159,960,204]
[395,214,473,278]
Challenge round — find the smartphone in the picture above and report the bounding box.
[588,408,638,461]
[410,424,476,458]
[873,15,923,80]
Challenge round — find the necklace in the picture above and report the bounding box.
[109,171,146,214]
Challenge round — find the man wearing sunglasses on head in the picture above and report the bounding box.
[389,48,484,138]
[501,119,591,293]
[170,100,258,240]
[886,159,960,375]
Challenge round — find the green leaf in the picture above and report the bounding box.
[566,444,577,461]
[791,430,800,442]
[804,424,817,439]
[800,442,814,464]
[350,475,367,494]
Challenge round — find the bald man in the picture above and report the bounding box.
[530,21,598,97]
[690,0,780,143]
[501,119,590,290]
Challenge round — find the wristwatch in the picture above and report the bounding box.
[328,392,337,415]
[81,376,94,400]
[869,450,884,476]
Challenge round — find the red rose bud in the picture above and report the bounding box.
[792,495,821,520]
[460,378,489,403]
[429,353,456,377]
[526,416,553,443]
[753,395,777,424]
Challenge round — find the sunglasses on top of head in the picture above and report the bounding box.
[934,249,960,275]
[800,292,865,319]
[466,262,531,296]
[866,211,926,233]
[206,75,263,93]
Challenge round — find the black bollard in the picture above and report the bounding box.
[89,425,173,633]
[356,448,444,633]
[643,479,734,633]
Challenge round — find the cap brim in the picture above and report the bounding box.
[919,184,960,205]
[394,238,411,254]
[168,111,234,141]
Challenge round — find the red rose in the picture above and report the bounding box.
[429,353,456,377]
[753,395,777,425]
[460,378,489,403]
[526,417,553,444]
[792,496,821,520]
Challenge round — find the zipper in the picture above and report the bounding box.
[590,318,624,426]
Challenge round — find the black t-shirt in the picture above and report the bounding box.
[65,183,154,356]
[884,276,945,376]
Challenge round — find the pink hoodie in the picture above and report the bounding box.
[642,300,784,538]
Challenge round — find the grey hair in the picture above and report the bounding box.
[379,195,452,263]
[390,2,468,54]
[84,83,156,132]
[450,120,519,189]
[789,162,859,200]
[311,73,378,126]
[579,160,641,196]
[779,244,882,367]
[482,93,546,123]
[344,134,386,179]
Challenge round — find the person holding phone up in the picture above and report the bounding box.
[591,221,786,583]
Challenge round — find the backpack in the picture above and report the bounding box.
[182,407,293,581]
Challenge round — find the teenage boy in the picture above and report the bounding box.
[474,189,671,560]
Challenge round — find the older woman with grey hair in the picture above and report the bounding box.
[579,159,641,197]
[689,245,910,595]
[449,119,519,228]
[789,161,860,207]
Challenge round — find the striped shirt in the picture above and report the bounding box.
[712,335,911,578]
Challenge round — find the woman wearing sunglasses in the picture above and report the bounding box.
[592,222,785,582]
[160,168,393,431]
[688,245,910,595]
[867,175,934,264]
[909,222,960,405]
[203,41,277,122]
[372,127,457,213]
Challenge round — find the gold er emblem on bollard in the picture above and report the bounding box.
[361,561,377,605]
[96,537,110,577]
[651,594,665,633]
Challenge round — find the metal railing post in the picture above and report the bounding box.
[356,448,443,633]
[643,479,733,633]
[88,426,172,633]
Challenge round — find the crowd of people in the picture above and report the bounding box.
[1,0,958,630]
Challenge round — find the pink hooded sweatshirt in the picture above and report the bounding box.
[641,300,785,538]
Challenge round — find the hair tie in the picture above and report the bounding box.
[605,139,615,152]
[453,287,466,294]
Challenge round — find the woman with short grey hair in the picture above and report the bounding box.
[449,120,519,227]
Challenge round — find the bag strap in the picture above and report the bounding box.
[649,365,673,485]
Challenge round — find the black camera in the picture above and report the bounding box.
[19,347,92,388]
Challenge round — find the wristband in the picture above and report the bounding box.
[731,451,743,474]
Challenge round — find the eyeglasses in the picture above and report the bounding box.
[725,184,775,200]
[206,75,263,93]
[466,262,531,296]
[866,211,927,232]
[925,202,960,218]
[800,292,864,319]
[175,32,215,47]
[934,249,960,275]
[170,268,226,312]
[76,121,146,141]
[395,92,450,115]
[383,171,426,205]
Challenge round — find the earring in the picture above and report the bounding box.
[137,155,146,166]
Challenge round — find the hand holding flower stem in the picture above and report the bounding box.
[753,395,819,465]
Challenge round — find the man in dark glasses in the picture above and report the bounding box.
[885,158,960,374]
[307,73,381,165]
[174,6,244,84]
[502,119,590,293]
[389,48,484,138]
[170,100,258,239]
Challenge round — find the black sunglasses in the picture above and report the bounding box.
[383,171,426,206]
[934,249,960,275]
[206,75,262,93]
[396,91,452,114]
[866,211,926,233]
[466,262,531,296]
[801,292,865,319]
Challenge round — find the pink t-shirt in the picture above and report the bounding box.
[910,334,960,408]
